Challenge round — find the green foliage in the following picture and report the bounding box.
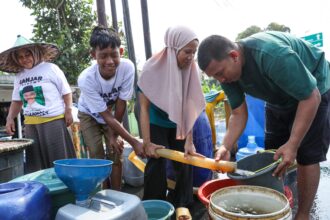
[201,74,221,93]
[236,25,262,41]
[19,0,97,85]
[265,22,291,33]
[236,22,291,40]
[201,75,226,119]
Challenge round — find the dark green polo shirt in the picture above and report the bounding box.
[222,31,330,109]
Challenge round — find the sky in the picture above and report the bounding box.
[1,0,330,70]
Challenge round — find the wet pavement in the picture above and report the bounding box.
[311,157,330,220]
[287,151,330,220]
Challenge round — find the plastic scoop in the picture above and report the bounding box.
[128,149,255,176]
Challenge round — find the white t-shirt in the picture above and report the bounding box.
[78,58,135,124]
[12,62,72,117]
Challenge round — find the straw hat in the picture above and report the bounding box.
[0,35,60,73]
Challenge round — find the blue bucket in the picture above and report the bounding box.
[142,200,175,220]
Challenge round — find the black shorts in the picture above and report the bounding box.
[265,89,330,165]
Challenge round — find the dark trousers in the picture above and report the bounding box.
[143,124,194,208]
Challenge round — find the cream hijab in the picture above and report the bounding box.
[138,26,205,139]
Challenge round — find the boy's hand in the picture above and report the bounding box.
[109,135,124,154]
[131,139,146,158]
[144,142,165,158]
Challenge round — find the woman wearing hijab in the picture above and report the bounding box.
[138,26,205,211]
[0,35,76,173]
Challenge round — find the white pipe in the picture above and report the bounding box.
[17,112,22,139]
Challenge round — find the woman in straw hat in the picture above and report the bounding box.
[137,26,205,216]
[1,35,76,173]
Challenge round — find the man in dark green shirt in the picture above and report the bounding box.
[197,31,330,220]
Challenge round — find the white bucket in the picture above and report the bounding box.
[123,142,145,187]
[209,185,292,220]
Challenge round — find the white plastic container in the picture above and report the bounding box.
[236,135,264,161]
[209,185,292,220]
[123,142,145,187]
[55,189,147,220]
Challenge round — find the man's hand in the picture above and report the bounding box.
[214,145,231,161]
[109,135,124,154]
[272,142,297,179]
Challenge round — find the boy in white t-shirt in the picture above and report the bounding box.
[78,26,145,190]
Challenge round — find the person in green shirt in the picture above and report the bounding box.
[197,31,330,220]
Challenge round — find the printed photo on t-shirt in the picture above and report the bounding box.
[20,85,45,108]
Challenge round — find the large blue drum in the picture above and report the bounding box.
[0,181,51,220]
[238,95,265,149]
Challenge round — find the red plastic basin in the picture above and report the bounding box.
[197,178,238,207]
[197,178,294,209]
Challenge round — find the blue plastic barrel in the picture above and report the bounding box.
[192,111,213,187]
[0,181,51,220]
[238,95,265,149]
[10,168,76,220]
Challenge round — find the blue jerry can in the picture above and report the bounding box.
[0,181,51,220]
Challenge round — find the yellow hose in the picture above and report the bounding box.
[128,148,237,173]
